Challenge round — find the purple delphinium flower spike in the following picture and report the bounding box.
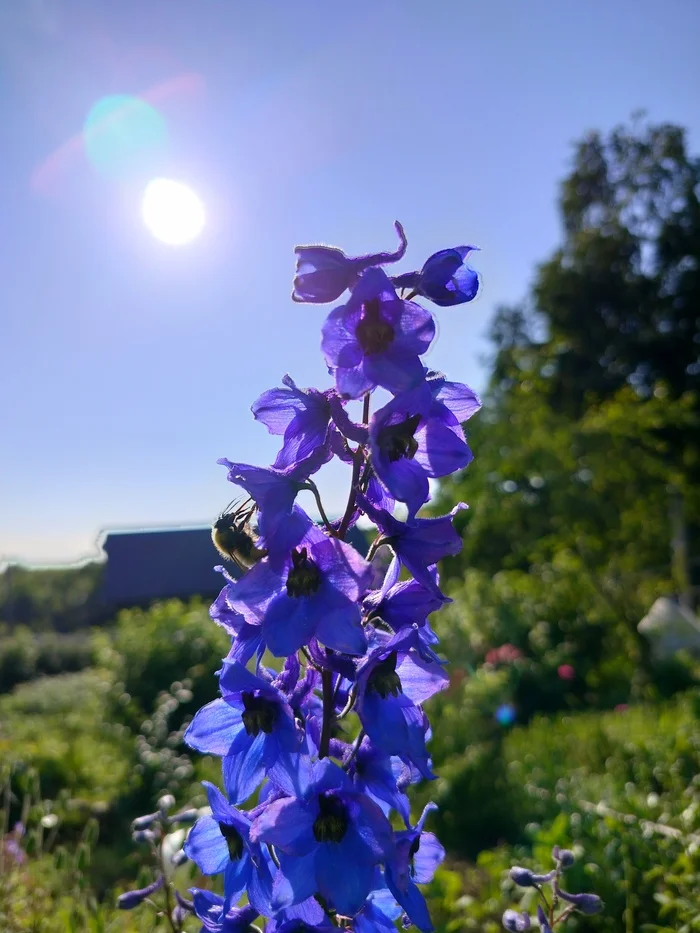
[321,267,436,399]
[251,760,394,917]
[293,221,408,304]
[226,519,372,657]
[392,246,480,307]
[184,663,309,804]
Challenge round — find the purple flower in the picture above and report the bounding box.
[536,906,553,933]
[185,664,309,804]
[321,268,435,399]
[353,884,403,933]
[227,521,372,657]
[293,221,408,304]
[216,461,310,554]
[356,494,466,601]
[355,628,448,778]
[348,737,411,824]
[251,376,334,476]
[369,375,480,517]
[251,760,394,917]
[363,556,442,650]
[184,782,273,914]
[189,893,258,933]
[392,246,480,307]
[384,804,445,933]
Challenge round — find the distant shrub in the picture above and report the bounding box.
[422,690,700,931]
[0,627,97,693]
[96,598,230,730]
[0,561,105,633]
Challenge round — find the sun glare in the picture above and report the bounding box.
[141,178,205,246]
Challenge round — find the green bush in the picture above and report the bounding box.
[0,562,105,633]
[423,690,700,931]
[96,598,230,730]
[0,627,98,693]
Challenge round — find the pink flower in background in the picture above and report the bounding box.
[485,643,523,666]
[557,664,575,681]
[615,703,629,713]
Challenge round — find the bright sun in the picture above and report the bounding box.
[141,178,205,246]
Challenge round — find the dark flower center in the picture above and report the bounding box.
[218,821,244,861]
[380,414,421,462]
[286,547,321,597]
[313,793,349,843]
[241,692,278,736]
[367,651,402,699]
[409,834,421,858]
[356,298,395,354]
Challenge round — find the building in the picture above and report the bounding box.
[98,523,369,609]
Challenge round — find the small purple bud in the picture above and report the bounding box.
[552,845,575,868]
[175,890,195,912]
[510,866,555,887]
[170,848,188,867]
[168,808,199,826]
[510,866,534,887]
[502,909,531,931]
[117,875,164,910]
[536,905,553,933]
[131,812,159,831]
[131,829,157,844]
[555,885,603,914]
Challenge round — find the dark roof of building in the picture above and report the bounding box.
[100,526,232,607]
[98,522,369,609]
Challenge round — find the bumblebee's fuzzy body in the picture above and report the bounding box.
[211,501,267,570]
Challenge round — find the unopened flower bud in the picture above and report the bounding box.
[502,909,531,931]
[555,883,603,914]
[158,794,176,814]
[117,875,164,910]
[552,845,574,867]
[168,808,199,826]
[131,812,159,831]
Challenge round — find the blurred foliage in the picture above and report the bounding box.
[436,116,700,708]
[0,626,98,694]
[424,690,700,931]
[94,598,230,730]
[0,561,105,633]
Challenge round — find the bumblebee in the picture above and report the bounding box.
[211,499,267,570]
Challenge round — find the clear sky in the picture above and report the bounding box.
[1,0,699,566]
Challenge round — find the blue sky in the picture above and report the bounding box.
[1,0,699,565]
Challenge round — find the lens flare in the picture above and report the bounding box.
[141,178,205,246]
[84,95,168,179]
[495,703,516,727]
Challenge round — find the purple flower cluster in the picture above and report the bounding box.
[134,225,481,931]
[504,847,603,931]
